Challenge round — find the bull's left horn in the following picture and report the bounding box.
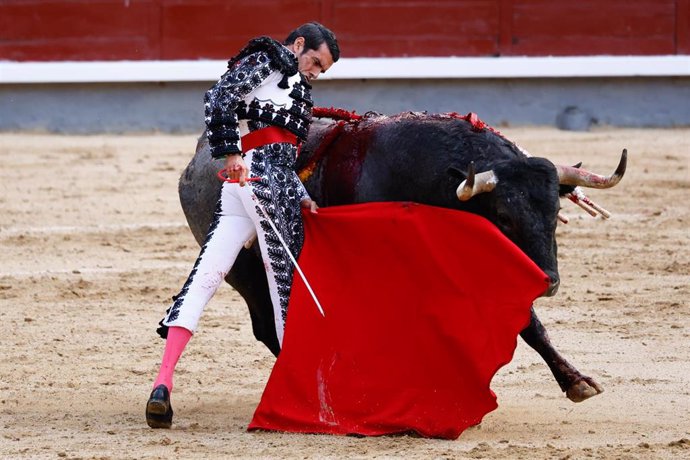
[456,163,498,201]
[556,149,627,188]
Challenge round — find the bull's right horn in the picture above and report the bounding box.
[456,163,498,201]
[556,149,627,188]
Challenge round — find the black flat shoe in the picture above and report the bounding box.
[146,384,173,429]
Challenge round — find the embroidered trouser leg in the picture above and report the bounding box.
[160,144,305,346]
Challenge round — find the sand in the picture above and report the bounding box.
[0,127,688,459]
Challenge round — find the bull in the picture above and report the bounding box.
[178,111,626,403]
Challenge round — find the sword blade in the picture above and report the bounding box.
[250,191,325,317]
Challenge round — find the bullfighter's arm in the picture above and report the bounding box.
[204,51,278,159]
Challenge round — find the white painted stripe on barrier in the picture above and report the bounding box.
[1,56,689,83]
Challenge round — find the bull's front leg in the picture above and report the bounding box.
[519,307,604,402]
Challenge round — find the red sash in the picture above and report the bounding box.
[241,126,298,153]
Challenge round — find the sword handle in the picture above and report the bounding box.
[216,170,262,183]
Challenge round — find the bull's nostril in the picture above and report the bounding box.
[545,279,560,297]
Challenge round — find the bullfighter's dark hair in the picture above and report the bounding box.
[284,22,340,62]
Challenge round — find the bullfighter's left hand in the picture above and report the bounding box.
[301,199,319,214]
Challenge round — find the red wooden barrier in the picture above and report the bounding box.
[328,1,500,57]
[0,0,686,61]
[507,0,676,56]
[0,0,161,60]
[678,0,690,53]
[159,0,322,59]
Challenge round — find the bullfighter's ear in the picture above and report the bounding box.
[447,166,467,180]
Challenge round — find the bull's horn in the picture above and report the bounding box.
[556,149,627,188]
[456,163,498,201]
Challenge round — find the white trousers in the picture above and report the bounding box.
[161,145,305,346]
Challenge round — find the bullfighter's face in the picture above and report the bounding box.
[289,37,334,82]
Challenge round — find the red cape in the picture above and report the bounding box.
[249,202,549,439]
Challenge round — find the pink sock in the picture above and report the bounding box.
[153,326,192,393]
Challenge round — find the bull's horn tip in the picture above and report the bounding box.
[616,149,628,175]
[466,163,476,186]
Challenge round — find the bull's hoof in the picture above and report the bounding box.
[566,377,604,403]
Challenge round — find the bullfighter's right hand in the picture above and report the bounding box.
[225,154,248,186]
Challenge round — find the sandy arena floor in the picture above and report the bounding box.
[0,128,688,459]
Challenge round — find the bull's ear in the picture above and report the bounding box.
[559,184,576,196]
[447,166,467,180]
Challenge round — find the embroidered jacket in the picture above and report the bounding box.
[204,37,314,159]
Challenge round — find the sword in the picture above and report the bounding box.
[249,191,326,317]
[218,169,325,316]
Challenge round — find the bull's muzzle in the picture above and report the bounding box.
[543,278,560,297]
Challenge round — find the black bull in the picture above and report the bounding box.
[178,112,626,403]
